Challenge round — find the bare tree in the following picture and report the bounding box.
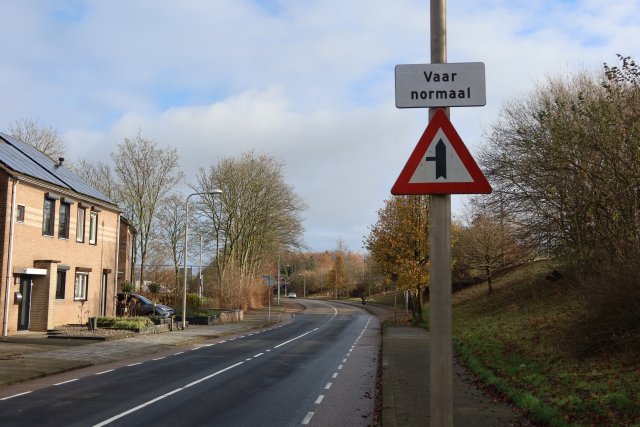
[479,55,640,353]
[8,118,66,160]
[455,206,529,294]
[112,131,183,289]
[193,151,306,306]
[73,159,120,202]
[155,193,187,290]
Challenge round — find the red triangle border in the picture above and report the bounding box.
[391,109,492,195]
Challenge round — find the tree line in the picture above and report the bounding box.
[4,121,306,310]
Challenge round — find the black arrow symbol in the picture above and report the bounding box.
[425,139,447,179]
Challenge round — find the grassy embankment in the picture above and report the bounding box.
[375,260,640,426]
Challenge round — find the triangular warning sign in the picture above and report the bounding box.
[391,109,492,195]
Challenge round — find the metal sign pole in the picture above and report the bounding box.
[429,0,453,426]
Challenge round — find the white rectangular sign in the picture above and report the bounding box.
[395,62,486,108]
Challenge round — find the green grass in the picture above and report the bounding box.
[450,260,640,426]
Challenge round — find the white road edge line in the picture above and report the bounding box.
[324,382,332,390]
[92,362,245,426]
[54,379,78,386]
[273,330,315,349]
[95,369,114,375]
[332,373,338,379]
[315,395,324,404]
[301,412,314,425]
[92,388,182,427]
[1,391,32,400]
[183,362,244,388]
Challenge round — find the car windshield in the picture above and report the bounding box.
[133,294,152,304]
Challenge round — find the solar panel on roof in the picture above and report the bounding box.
[0,132,115,206]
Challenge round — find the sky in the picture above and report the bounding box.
[1,0,639,253]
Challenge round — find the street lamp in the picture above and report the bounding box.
[183,190,222,330]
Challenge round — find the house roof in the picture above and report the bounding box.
[0,132,116,206]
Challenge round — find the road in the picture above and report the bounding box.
[0,300,379,427]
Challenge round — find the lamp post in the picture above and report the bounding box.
[183,190,222,330]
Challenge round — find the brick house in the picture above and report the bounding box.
[0,132,125,335]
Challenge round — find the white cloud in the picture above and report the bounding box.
[2,0,639,251]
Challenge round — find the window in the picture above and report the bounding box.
[74,273,88,301]
[56,270,66,299]
[89,212,98,245]
[42,198,55,236]
[76,207,86,242]
[16,205,25,223]
[58,203,70,239]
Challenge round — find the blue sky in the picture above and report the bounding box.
[1,0,639,252]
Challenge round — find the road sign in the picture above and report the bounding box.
[391,109,491,195]
[395,62,486,108]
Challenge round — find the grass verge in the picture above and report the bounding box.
[373,260,640,425]
[451,260,640,426]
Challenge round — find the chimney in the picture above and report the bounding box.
[58,157,64,166]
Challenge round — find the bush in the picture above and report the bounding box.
[97,316,151,330]
[147,282,161,294]
[121,281,134,293]
[566,263,640,357]
[186,293,204,311]
[111,317,153,330]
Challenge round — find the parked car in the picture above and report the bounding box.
[287,292,297,298]
[116,293,175,318]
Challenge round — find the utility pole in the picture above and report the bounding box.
[199,235,203,299]
[277,252,281,306]
[429,1,453,426]
[393,2,488,424]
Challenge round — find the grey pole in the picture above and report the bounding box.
[277,252,281,306]
[183,190,222,330]
[429,0,453,426]
[199,235,203,299]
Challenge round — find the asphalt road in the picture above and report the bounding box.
[0,300,379,427]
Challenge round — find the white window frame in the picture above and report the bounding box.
[59,202,71,239]
[74,272,88,301]
[42,198,55,236]
[89,212,98,245]
[76,207,86,242]
[16,205,25,223]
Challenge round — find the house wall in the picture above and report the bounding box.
[0,176,119,333]
[118,221,133,288]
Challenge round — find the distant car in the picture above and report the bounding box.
[287,292,297,298]
[116,293,175,318]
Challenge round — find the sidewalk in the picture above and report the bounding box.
[381,325,532,426]
[0,304,296,388]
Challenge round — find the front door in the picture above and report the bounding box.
[17,276,32,330]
